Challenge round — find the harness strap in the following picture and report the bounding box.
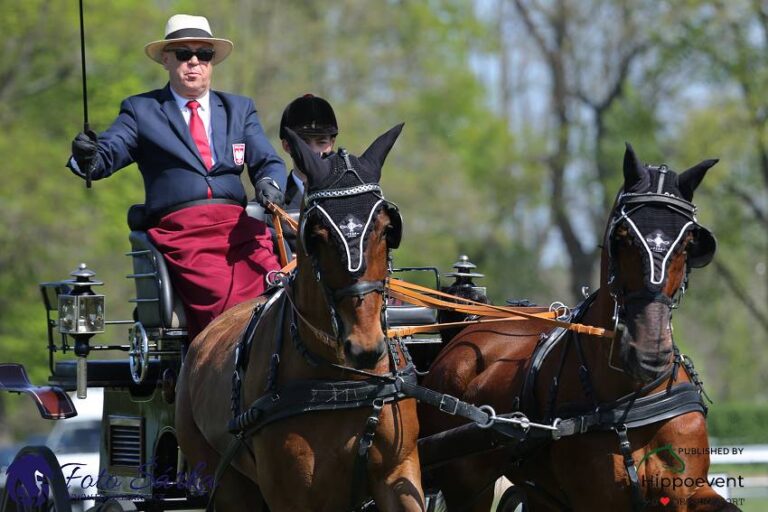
[204,434,251,512]
[228,366,419,435]
[545,333,572,422]
[550,382,706,439]
[615,424,645,512]
[231,289,285,418]
[397,380,496,430]
[417,382,706,472]
[351,399,384,510]
[520,326,571,417]
[265,294,288,396]
[681,353,713,404]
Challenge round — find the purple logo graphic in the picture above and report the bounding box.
[6,453,53,507]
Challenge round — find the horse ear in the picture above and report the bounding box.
[283,127,327,186]
[623,142,648,192]
[678,159,718,201]
[361,123,405,180]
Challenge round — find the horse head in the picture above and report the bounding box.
[283,124,404,369]
[603,143,718,384]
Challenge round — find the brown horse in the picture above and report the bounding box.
[176,124,425,511]
[419,144,738,511]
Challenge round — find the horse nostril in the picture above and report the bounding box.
[343,339,386,369]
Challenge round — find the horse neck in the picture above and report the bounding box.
[572,251,641,400]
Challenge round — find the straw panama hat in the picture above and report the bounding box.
[144,14,233,65]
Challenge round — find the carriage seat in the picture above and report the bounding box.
[385,305,438,328]
[126,203,298,332]
[127,229,186,330]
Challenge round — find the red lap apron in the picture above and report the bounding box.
[148,204,280,341]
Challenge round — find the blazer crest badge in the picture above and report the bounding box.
[232,143,245,165]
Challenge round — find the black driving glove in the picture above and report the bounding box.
[254,178,285,208]
[71,130,99,171]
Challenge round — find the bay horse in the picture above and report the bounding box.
[176,124,425,511]
[419,144,737,511]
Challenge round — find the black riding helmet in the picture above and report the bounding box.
[279,94,338,140]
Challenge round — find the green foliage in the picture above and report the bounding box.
[707,402,768,444]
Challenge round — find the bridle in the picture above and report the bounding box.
[604,165,717,370]
[294,148,403,349]
[515,168,717,512]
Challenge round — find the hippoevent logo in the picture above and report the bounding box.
[638,444,747,508]
[642,474,744,491]
[5,453,54,506]
[637,444,686,474]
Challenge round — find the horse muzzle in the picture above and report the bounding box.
[617,297,674,383]
[343,336,387,370]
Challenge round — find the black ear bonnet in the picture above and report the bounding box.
[608,147,717,292]
[299,147,403,278]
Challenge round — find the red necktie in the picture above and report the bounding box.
[186,100,213,170]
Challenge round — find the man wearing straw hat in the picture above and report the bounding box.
[67,14,287,341]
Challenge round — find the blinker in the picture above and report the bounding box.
[687,226,716,268]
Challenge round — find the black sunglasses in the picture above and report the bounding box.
[164,48,215,62]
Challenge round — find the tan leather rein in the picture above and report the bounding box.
[266,202,613,339]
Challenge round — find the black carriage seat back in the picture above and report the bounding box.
[385,304,438,328]
[127,230,187,330]
[127,203,186,330]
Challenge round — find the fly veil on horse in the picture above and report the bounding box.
[176,124,426,511]
[419,144,736,511]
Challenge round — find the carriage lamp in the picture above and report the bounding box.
[444,254,487,300]
[58,263,104,399]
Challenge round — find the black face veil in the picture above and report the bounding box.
[284,124,404,277]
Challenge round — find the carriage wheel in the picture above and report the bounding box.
[129,321,149,384]
[495,486,526,512]
[0,445,72,512]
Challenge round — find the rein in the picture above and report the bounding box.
[265,202,615,339]
[387,278,614,338]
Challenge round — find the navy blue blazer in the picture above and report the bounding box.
[68,84,286,218]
